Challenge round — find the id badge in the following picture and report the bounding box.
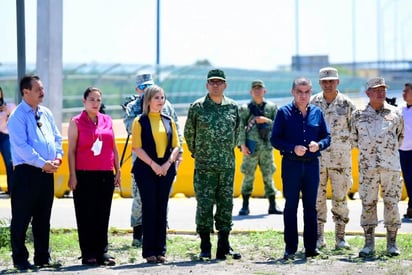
[91,138,103,156]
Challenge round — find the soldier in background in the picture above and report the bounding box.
[238,80,282,216]
[123,73,182,247]
[310,67,356,250]
[184,69,241,261]
[350,77,404,257]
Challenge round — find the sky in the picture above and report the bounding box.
[1,0,412,71]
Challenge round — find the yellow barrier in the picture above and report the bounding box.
[0,139,407,200]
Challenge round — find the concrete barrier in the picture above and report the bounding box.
[0,139,407,200]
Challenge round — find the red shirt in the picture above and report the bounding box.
[73,110,115,171]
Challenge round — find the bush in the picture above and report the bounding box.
[0,218,11,249]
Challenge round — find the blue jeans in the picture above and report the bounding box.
[281,157,320,254]
[400,150,412,209]
[0,132,13,193]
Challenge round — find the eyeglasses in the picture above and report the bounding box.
[207,80,225,86]
[35,113,42,128]
[138,83,153,91]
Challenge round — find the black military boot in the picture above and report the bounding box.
[216,231,241,260]
[238,194,250,216]
[198,232,211,260]
[132,225,142,247]
[268,195,283,215]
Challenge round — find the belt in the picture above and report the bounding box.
[283,156,317,162]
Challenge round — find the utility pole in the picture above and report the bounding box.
[294,0,300,71]
[16,0,26,103]
[156,0,160,77]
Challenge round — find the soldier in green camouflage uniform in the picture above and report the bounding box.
[238,80,282,216]
[310,67,356,250]
[123,73,182,247]
[350,77,404,258]
[184,69,241,261]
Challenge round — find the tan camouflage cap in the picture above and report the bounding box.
[366,77,389,90]
[319,67,339,80]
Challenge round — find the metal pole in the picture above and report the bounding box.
[295,0,300,71]
[156,0,160,77]
[351,0,356,77]
[16,0,26,103]
[377,0,381,70]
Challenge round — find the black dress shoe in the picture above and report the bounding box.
[216,247,241,260]
[305,249,321,258]
[404,208,412,219]
[35,261,62,268]
[268,207,283,215]
[199,251,211,260]
[283,252,295,260]
[14,261,36,271]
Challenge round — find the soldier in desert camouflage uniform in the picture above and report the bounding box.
[350,77,404,257]
[123,73,182,247]
[310,67,356,250]
[184,69,241,261]
[238,80,282,216]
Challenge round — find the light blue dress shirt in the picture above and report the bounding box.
[8,99,63,168]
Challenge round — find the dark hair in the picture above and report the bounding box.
[19,75,40,96]
[83,87,101,99]
[292,77,312,90]
[405,83,412,89]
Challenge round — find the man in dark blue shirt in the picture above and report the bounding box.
[270,77,331,260]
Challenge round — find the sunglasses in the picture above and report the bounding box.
[35,113,42,128]
[137,83,153,91]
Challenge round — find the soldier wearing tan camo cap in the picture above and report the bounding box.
[311,67,356,250]
[350,77,404,257]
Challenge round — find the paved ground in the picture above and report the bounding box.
[1,192,411,235]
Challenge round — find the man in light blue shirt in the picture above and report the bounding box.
[8,75,63,271]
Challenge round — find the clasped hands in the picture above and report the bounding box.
[151,161,171,177]
[294,141,320,156]
[42,160,61,173]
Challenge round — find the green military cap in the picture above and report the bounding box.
[207,69,226,81]
[251,80,265,88]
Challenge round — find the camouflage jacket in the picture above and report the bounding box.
[238,99,277,150]
[310,92,356,168]
[184,94,240,170]
[123,93,183,148]
[350,103,404,171]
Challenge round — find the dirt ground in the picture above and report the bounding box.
[2,248,412,275]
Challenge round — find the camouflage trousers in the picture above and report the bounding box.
[316,167,351,225]
[130,173,142,227]
[194,168,235,233]
[359,168,402,228]
[240,149,276,197]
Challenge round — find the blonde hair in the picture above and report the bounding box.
[142,85,165,114]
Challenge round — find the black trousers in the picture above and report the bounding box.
[73,170,114,260]
[134,157,175,258]
[10,164,54,265]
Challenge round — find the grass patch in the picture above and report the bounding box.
[0,228,412,272]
